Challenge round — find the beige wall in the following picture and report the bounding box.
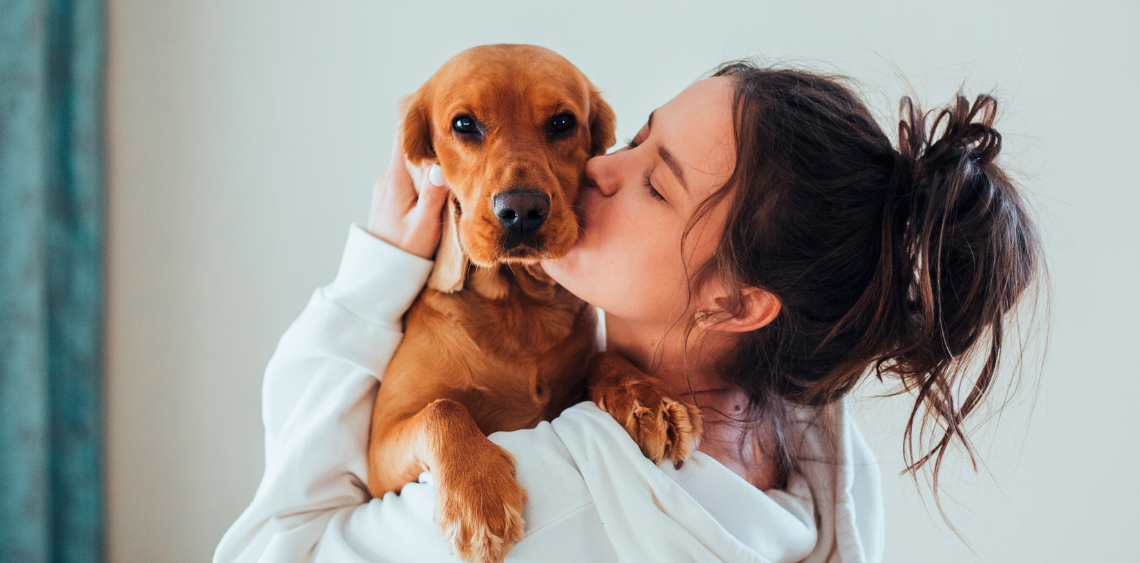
[105,1,1140,561]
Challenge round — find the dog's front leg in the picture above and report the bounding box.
[369,396,526,563]
[588,351,704,469]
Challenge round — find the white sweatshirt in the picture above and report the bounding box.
[214,225,885,563]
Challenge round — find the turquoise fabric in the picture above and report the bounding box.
[0,0,106,562]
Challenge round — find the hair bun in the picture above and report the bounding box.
[876,92,1041,476]
[898,93,1002,174]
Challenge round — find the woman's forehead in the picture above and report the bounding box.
[655,77,737,197]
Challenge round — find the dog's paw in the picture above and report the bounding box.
[595,375,704,470]
[434,442,527,563]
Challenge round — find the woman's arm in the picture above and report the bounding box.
[213,224,444,562]
[214,133,458,562]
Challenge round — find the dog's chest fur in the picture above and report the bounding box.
[406,264,596,435]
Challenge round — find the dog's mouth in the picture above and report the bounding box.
[498,239,546,263]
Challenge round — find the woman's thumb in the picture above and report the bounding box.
[415,164,450,216]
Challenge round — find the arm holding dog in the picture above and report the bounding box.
[213,139,454,562]
[213,224,442,562]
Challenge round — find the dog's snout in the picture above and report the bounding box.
[493,189,550,237]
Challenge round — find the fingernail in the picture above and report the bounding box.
[428,164,445,187]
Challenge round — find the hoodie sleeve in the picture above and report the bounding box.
[213,224,460,563]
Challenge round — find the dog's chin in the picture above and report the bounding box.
[463,223,576,267]
[478,246,545,266]
[464,246,536,268]
[503,245,542,260]
[501,235,578,263]
[465,244,572,267]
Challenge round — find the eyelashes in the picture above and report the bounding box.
[644,172,665,201]
[625,137,665,202]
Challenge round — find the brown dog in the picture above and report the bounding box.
[367,44,701,563]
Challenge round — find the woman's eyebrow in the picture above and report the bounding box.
[658,146,689,193]
[646,110,690,193]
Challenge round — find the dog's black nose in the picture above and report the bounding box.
[493,189,549,237]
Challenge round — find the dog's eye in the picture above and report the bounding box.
[549,113,577,134]
[452,115,478,134]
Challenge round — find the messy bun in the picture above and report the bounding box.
[686,63,1044,491]
[869,93,1041,478]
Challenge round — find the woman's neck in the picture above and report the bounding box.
[603,312,722,395]
[603,312,781,490]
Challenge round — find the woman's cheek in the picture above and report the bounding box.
[594,233,669,320]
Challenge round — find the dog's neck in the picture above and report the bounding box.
[465,262,559,302]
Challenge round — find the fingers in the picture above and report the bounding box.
[392,165,449,258]
[367,125,451,258]
[415,164,450,217]
[383,132,418,209]
[387,128,405,170]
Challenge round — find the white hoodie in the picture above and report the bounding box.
[213,225,885,563]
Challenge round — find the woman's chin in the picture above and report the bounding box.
[539,255,570,286]
[541,250,587,300]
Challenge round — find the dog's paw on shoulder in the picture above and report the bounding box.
[589,353,704,469]
[434,442,527,563]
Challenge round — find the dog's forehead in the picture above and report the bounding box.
[439,80,586,118]
[429,49,590,118]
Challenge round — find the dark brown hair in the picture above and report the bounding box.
[686,62,1043,493]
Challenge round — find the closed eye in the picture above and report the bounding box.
[644,172,666,202]
[627,137,664,201]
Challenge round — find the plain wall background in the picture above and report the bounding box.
[104,1,1139,561]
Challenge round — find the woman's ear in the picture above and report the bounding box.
[588,86,616,157]
[400,89,435,164]
[703,287,781,333]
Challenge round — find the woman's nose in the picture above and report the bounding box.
[584,154,620,197]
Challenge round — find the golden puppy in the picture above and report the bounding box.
[367,44,611,563]
[368,44,703,563]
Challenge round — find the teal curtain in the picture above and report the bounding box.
[0,0,106,562]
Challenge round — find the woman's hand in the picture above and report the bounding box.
[366,130,450,260]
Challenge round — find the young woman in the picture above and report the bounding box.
[215,62,1041,563]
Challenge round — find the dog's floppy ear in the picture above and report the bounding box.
[588,86,616,157]
[401,88,465,292]
[401,89,436,164]
[427,193,468,293]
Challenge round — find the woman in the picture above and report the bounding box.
[214,62,1041,563]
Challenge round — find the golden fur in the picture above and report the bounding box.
[367,44,702,563]
[367,45,610,563]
